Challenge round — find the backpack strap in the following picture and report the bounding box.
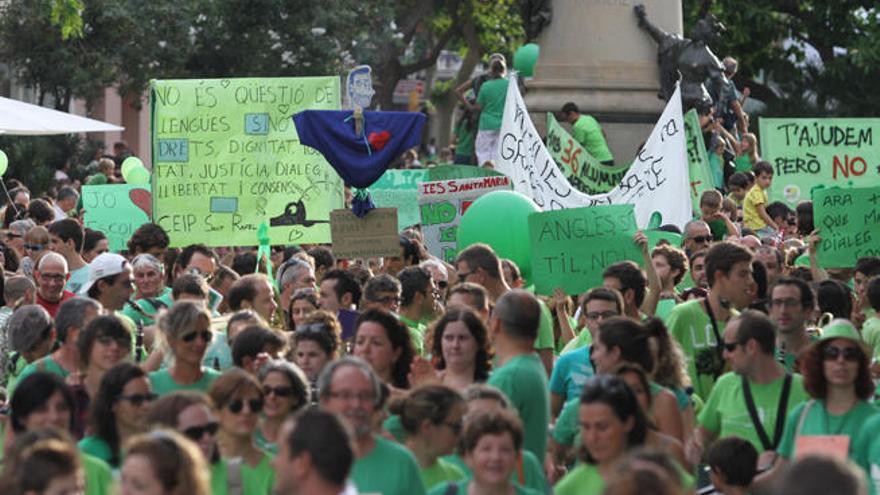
[227,457,244,495]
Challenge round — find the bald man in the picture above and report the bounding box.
[34,252,75,317]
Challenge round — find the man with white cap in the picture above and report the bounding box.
[80,252,143,361]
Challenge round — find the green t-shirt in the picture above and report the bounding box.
[121,288,172,327]
[572,115,613,163]
[12,354,70,394]
[862,317,880,360]
[476,78,509,131]
[148,367,221,397]
[535,299,555,352]
[79,435,115,467]
[4,353,26,392]
[441,451,548,494]
[488,353,550,460]
[778,399,879,461]
[399,315,426,356]
[853,414,880,495]
[421,458,465,491]
[734,154,753,173]
[555,462,605,495]
[209,453,276,495]
[67,265,91,295]
[666,298,727,399]
[698,371,809,453]
[454,119,476,158]
[654,298,678,321]
[553,398,580,447]
[352,436,426,495]
[428,480,541,495]
[560,328,592,355]
[83,453,114,495]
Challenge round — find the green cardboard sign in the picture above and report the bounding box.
[151,77,343,247]
[82,184,151,252]
[760,118,880,207]
[529,204,642,295]
[812,186,880,268]
[545,113,630,194]
[684,109,716,210]
[368,166,505,229]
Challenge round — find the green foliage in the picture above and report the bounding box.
[50,0,84,39]
[0,135,81,196]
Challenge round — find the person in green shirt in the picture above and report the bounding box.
[272,408,356,495]
[666,241,755,400]
[319,357,426,495]
[352,309,417,390]
[429,409,542,495]
[149,301,221,396]
[452,106,477,165]
[690,311,809,469]
[456,243,555,374]
[765,320,879,485]
[5,304,59,393]
[560,102,615,164]
[389,384,467,491]
[471,59,509,165]
[486,290,550,461]
[122,253,171,326]
[398,266,439,356]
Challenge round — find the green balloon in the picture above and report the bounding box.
[513,43,540,77]
[125,166,150,185]
[121,156,143,177]
[0,150,8,176]
[457,190,540,282]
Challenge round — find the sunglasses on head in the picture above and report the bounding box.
[227,398,263,414]
[823,345,860,362]
[181,330,212,343]
[183,422,219,440]
[263,385,295,398]
[117,392,158,407]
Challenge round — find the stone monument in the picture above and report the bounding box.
[523,0,682,163]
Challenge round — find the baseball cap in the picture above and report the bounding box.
[819,319,861,343]
[79,252,129,296]
[8,305,53,353]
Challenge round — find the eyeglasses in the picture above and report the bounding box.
[39,273,66,282]
[6,233,22,240]
[722,341,741,352]
[24,243,45,251]
[181,330,213,343]
[117,392,158,407]
[437,280,449,289]
[263,385,295,398]
[227,398,264,414]
[770,298,801,309]
[585,311,618,320]
[823,345,860,362]
[96,334,131,348]
[327,390,374,403]
[689,235,713,244]
[182,422,219,440]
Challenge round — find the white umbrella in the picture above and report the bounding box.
[0,96,124,135]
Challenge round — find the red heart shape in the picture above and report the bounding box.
[129,188,152,218]
[368,131,391,151]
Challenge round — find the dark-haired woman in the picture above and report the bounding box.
[353,309,415,390]
[255,360,310,454]
[423,307,492,390]
[78,363,155,467]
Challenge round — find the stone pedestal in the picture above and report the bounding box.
[524,0,682,163]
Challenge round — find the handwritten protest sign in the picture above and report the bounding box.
[151,77,343,247]
[529,204,642,295]
[368,166,505,229]
[545,113,630,194]
[496,77,692,229]
[82,184,151,252]
[812,186,880,268]
[760,118,880,207]
[418,176,512,262]
[684,109,716,210]
[329,208,399,258]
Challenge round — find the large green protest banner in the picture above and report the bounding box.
[368,165,505,229]
[529,204,642,295]
[418,176,512,262]
[545,113,630,194]
[684,109,716,210]
[812,186,880,268]
[151,77,343,247]
[82,184,151,252]
[760,118,880,207]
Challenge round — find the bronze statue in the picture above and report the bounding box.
[634,4,727,112]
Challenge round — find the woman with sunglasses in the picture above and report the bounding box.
[287,287,318,331]
[353,308,416,391]
[149,301,221,396]
[389,384,467,491]
[208,368,275,494]
[291,311,341,395]
[766,321,878,480]
[147,391,234,494]
[255,360,311,454]
[122,253,170,327]
[79,363,156,468]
